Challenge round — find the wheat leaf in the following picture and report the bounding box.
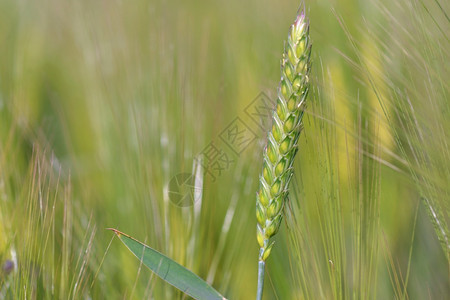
[108,229,226,300]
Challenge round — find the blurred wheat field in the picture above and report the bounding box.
[0,0,448,299]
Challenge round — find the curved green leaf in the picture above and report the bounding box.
[108,229,226,300]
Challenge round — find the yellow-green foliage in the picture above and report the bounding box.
[0,0,448,299]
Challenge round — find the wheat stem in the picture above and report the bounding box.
[256,259,265,300]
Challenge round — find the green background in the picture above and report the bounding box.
[0,0,448,298]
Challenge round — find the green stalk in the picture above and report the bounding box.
[256,259,265,300]
[256,9,311,300]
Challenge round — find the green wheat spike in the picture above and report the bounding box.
[256,10,311,263]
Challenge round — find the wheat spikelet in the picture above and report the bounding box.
[256,10,311,263]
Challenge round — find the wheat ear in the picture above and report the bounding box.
[256,10,311,300]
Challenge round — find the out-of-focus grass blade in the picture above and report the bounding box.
[108,229,226,300]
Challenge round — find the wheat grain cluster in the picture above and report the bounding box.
[256,11,311,262]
